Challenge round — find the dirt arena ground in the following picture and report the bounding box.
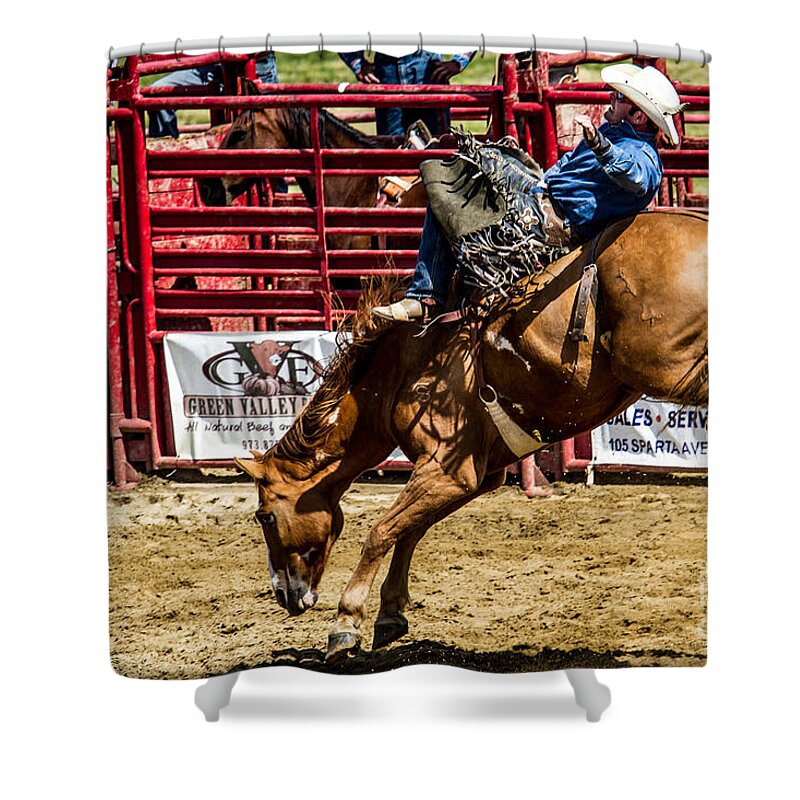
[108,473,706,679]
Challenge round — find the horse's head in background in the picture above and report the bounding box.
[198,79,287,206]
[198,83,380,217]
[198,101,286,207]
[235,451,345,616]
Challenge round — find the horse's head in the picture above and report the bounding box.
[198,108,262,207]
[199,81,293,207]
[235,453,344,616]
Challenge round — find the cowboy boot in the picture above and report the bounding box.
[372,297,439,322]
[371,298,425,322]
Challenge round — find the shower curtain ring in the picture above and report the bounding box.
[218,36,225,58]
[139,42,146,59]
[366,31,372,56]
[265,33,272,54]
[480,33,486,58]
[319,33,324,58]
[107,45,114,67]
[675,42,682,63]
[582,36,588,58]
[174,37,182,60]
[700,49,707,67]
[418,32,424,52]
[632,39,639,58]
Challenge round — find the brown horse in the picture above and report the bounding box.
[235,210,708,663]
[197,100,425,250]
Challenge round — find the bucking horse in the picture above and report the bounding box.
[234,209,708,664]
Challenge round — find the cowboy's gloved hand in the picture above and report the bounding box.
[357,61,381,83]
[575,114,599,146]
[429,59,462,83]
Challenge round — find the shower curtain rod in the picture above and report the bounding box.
[107,35,711,66]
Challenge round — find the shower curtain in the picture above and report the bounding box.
[106,44,708,680]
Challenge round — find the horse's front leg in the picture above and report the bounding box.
[373,470,506,650]
[326,459,483,663]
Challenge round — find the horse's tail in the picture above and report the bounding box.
[670,342,709,406]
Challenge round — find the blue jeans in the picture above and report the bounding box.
[405,206,455,306]
[339,50,452,137]
[373,53,451,137]
[148,54,279,138]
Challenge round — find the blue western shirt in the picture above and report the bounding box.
[543,120,662,241]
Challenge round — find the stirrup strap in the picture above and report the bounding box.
[568,234,601,342]
[413,307,467,337]
[469,312,550,458]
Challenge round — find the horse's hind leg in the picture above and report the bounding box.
[373,470,506,650]
[326,457,486,663]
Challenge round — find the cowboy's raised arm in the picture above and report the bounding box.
[575,115,661,197]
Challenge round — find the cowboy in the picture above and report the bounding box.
[373,64,685,321]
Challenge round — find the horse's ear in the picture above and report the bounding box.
[234,457,267,481]
[249,449,265,460]
[240,78,260,96]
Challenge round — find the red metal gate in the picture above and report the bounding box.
[107,50,709,488]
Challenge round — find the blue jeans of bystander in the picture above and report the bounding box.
[372,53,451,137]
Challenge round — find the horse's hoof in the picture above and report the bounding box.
[325,631,361,664]
[372,614,409,650]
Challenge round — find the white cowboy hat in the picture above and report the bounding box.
[601,64,686,145]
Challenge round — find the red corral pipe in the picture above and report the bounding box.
[130,107,162,468]
[235,81,502,95]
[310,106,332,329]
[500,54,520,142]
[136,51,249,75]
[543,88,709,109]
[107,126,139,490]
[542,97,559,167]
[134,93,498,109]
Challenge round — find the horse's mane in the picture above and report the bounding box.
[275,107,377,205]
[279,106,378,150]
[267,274,405,465]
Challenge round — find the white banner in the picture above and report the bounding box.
[165,336,703,470]
[163,331,341,460]
[591,398,708,469]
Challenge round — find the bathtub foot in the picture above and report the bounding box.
[565,670,611,721]
[194,672,240,722]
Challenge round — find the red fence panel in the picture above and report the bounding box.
[107,51,708,486]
